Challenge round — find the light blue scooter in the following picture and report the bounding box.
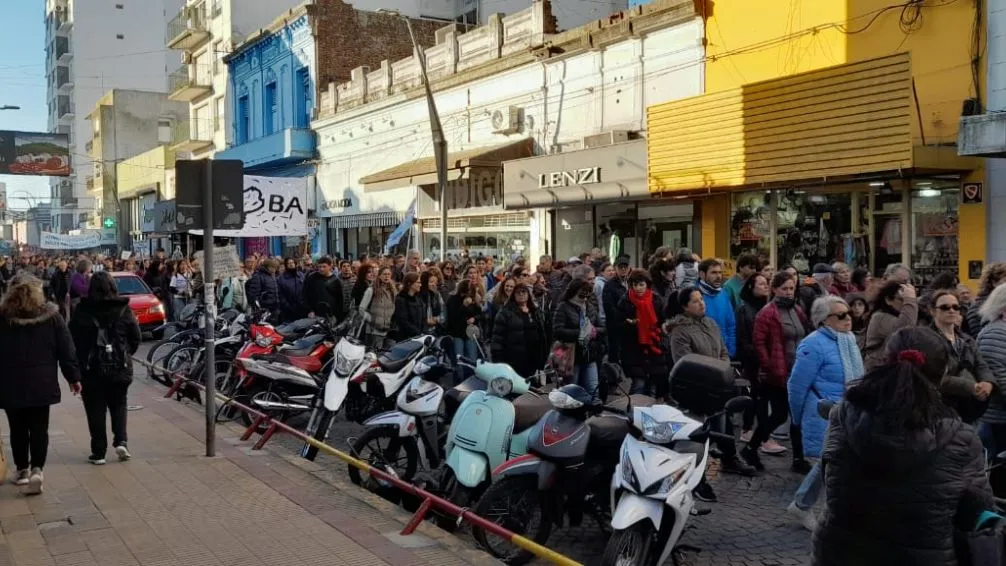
[437,358,552,529]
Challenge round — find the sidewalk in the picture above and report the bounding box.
[0,376,496,566]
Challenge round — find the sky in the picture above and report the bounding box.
[0,3,53,210]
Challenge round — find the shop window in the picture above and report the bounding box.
[774,191,865,273]
[910,181,960,286]
[596,202,636,264]
[639,203,693,266]
[730,192,772,264]
[554,206,593,265]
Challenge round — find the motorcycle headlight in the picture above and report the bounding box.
[640,412,678,444]
[621,446,637,491]
[335,352,356,376]
[645,462,690,497]
[255,335,272,348]
[489,377,513,397]
[414,359,431,376]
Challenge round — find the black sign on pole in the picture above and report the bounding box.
[175,159,245,230]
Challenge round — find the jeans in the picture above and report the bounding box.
[979,422,1006,464]
[82,383,129,457]
[793,459,823,511]
[4,406,51,470]
[749,385,789,451]
[453,337,479,384]
[172,297,188,321]
[575,362,599,400]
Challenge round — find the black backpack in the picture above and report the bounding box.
[88,307,128,379]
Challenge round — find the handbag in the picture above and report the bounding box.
[547,341,576,384]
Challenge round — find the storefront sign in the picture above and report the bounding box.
[321,198,352,212]
[154,200,177,233]
[192,175,308,237]
[970,260,985,280]
[963,182,983,204]
[139,193,157,233]
[537,167,601,189]
[446,167,502,209]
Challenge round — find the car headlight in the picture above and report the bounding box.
[148,304,165,314]
[489,377,513,397]
[255,335,272,348]
[640,412,678,444]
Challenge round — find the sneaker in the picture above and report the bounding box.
[720,457,758,477]
[693,481,718,503]
[760,439,788,455]
[792,459,813,475]
[24,468,43,495]
[787,502,818,531]
[740,430,753,443]
[740,446,765,471]
[14,469,30,486]
[114,445,131,462]
[88,455,106,466]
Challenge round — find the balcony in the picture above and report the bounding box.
[54,36,71,64]
[216,128,316,170]
[166,4,210,51]
[170,119,214,154]
[57,101,74,124]
[56,67,72,94]
[168,64,212,102]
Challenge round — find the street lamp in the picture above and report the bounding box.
[377,9,448,260]
[0,105,20,111]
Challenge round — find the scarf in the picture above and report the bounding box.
[819,326,864,384]
[628,289,662,355]
[774,296,796,309]
[698,279,720,296]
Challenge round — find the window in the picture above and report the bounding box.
[295,68,310,128]
[115,34,124,40]
[237,95,250,143]
[264,81,278,135]
[212,40,223,74]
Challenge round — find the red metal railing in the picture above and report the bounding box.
[135,356,581,566]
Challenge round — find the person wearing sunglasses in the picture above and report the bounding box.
[930,289,993,425]
[785,295,865,531]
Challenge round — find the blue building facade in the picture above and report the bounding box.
[218,13,320,257]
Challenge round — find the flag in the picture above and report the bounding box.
[384,200,416,254]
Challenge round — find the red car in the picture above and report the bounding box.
[110,271,166,336]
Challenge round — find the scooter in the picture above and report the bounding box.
[600,396,752,566]
[437,357,552,527]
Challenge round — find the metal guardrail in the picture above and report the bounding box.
[132,355,581,566]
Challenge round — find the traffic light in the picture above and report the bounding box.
[103,216,116,229]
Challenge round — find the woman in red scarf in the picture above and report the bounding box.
[616,269,669,400]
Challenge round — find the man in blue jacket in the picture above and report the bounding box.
[697,258,736,358]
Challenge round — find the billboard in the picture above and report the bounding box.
[0,130,71,177]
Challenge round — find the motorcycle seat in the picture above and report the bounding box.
[377,341,424,372]
[512,393,552,434]
[604,394,656,414]
[276,318,316,337]
[587,414,632,462]
[277,334,325,357]
[443,376,487,417]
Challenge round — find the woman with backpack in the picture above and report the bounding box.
[69,272,142,465]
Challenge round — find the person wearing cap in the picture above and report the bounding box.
[602,255,632,364]
[798,263,835,315]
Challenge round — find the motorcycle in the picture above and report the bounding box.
[435,357,552,529]
[299,333,438,461]
[472,386,654,564]
[600,396,752,566]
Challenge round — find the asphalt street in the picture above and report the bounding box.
[137,341,814,566]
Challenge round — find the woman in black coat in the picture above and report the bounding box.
[69,272,142,465]
[553,277,603,399]
[392,273,426,341]
[0,274,81,494]
[616,269,668,400]
[734,273,770,435]
[490,284,547,378]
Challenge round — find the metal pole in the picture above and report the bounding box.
[405,19,448,260]
[202,160,216,457]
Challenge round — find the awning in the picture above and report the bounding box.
[360,138,534,191]
[509,180,649,209]
[327,211,406,229]
[647,53,920,194]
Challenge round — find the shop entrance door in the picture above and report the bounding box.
[640,219,691,264]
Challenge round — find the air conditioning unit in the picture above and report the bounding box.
[491,106,522,135]
[582,130,630,149]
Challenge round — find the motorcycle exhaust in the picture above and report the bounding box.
[250,399,312,411]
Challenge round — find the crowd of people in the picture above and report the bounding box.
[4,242,1006,564]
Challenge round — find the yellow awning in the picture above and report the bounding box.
[360,138,534,191]
[647,53,920,194]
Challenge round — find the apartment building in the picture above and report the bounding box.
[43,0,184,232]
[357,0,628,29]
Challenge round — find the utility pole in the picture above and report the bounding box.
[382,10,448,260]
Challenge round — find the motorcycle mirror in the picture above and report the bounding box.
[724,395,753,413]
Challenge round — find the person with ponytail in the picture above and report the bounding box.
[616,269,668,400]
[814,327,992,565]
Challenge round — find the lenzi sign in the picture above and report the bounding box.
[538,167,601,189]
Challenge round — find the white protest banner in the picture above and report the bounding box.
[191,175,308,237]
[193,245,242,281]
[41,231,102,250]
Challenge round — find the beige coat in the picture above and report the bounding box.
[862,297,918,372]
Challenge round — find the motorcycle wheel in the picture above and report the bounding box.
[347,427,418,504]
[436,469,476,532]
[300,408,334,461]
[471,475,550,565]
[239,389,292,434]
[147,338,183,385]
[600,523,657,566]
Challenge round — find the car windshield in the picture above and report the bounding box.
[114,276,151,296]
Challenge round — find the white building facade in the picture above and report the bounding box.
[367,0,628,29]
[44,0,183,233]
[313,0,703,262]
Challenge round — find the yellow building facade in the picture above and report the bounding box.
[648,0,985,285]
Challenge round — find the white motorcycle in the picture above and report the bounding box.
[299,333,437,461]
[602,396,751,566]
